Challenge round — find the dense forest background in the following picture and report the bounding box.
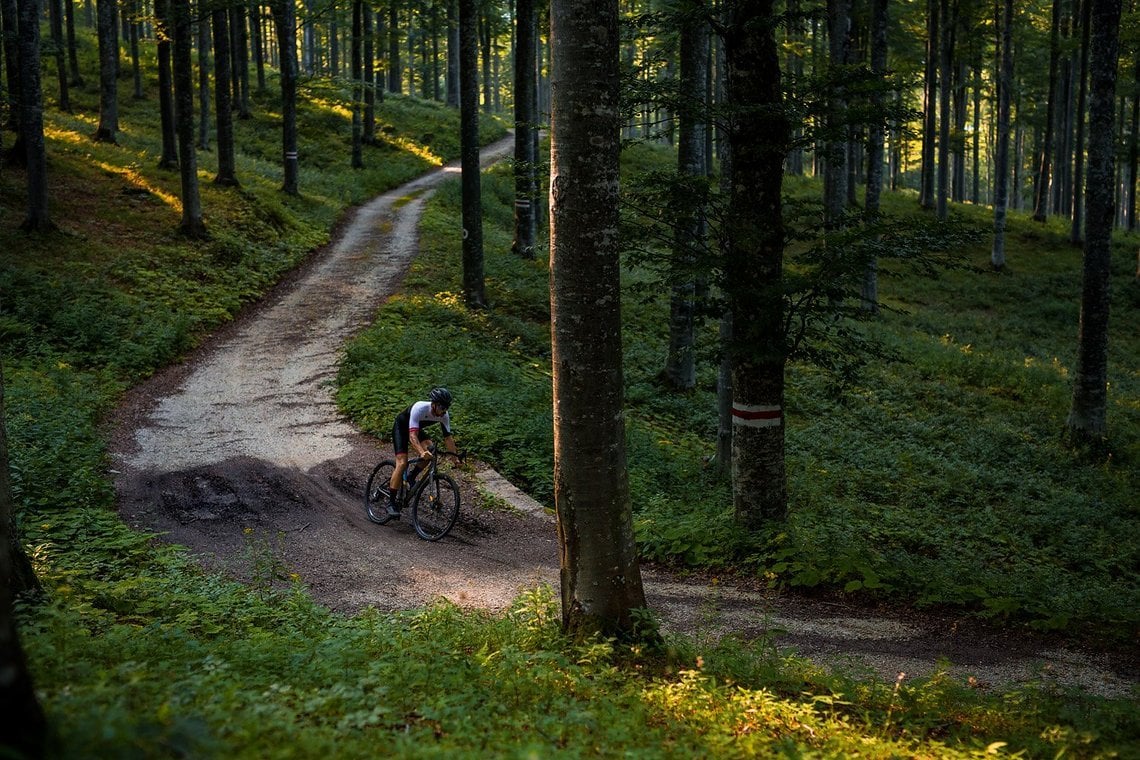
[0,0,1138,755]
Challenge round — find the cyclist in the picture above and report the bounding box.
[386,387,459,516]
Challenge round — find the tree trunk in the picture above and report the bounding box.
[1127,57,1139,230]
[271,0,298,194]
[364,3,376,140]
[919,0,937,208]
[155,0,179,168]
[172,0,204,237]
[1033,0,1062,221]
[66,0,83,85]
[251,0,265,92]
[1065,0,1121,448]
[862,0,887,313]
[18,0,52,232]
[49,0,70,110]
[128,0,142,99]
[511,0,536,259]
[1070,0,1091,244]
[460,0,485,308]
[388,0,401,93]
[212,7,238,185]
[93,0,118,141]
[231,4,250,117]
[197,15,211,150]
[824,0,850,227]
[2,0,22,134]
[991,0,1013,269]
[665,0,708,389]
[446,0,458,105]
[936,0,954,220]
[0,359,47,759]
[550,0,647,638]
[723,0,788,527]
[351,0,363,168]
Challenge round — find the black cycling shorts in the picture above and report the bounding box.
[392,420,428,456]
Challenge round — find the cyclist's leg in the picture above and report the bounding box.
[389,419,411,493]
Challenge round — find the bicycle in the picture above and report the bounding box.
[364,443,463,541]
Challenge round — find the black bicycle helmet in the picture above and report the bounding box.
[429,387,453,409]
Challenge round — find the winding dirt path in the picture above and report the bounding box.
[110,137,1138,699]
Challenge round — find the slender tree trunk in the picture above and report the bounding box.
[3,0,23,134]
[388,0,401,92]
[1033,0,1062,221]
[66,0,83,85]
[251,1,265,92]
[550,0,647,637]
[231,4,250,117]
[936,0,954,220]
[724,0,788,527]
[212,7,237,185]
[992,0,1013,269]
[18,0,52,231]
[1070,0,1091,244]
[665,0,708,389]
[271,0,298,194]
[0,358,47,760]
[972,59,981,203]
[172,0,205,237]
[824,0,850,227]
[1065,0,1121,447]
[49,0,70,110]
[351,0,363,168]
[93,0,118,141]
[512,0,536,258]
[919,0,937,208]
[459,0,485,308]
[446,0,458,105]
[197,16,211,150]
[128,0,142,98]
[1128,57,1139,230]
[364,3,375,140]
[155,0,179,168]
[862,0,887,313]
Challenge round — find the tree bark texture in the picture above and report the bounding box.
[723,0,788,527]
[197,16,211,150]
[665,0,709,390]
[212,7,238,185]
[862,0,887,312]
[1070,0,1091,244]
[65,0,82,85]
[388,0,401,93]
[272,0,298,195]
[155,0,179,168]
[3,0,23,134]
[94,0,118,141]
[171,0,204,237]
[460,0,485,308]
[48,0,70,111]
[447,0,459,106]
[1033,0,1062,221]
[824,0,850,227]
[919,0,937,209]
[512,0,536,259]
[936,0,954,220]
[1066,0,1121,445]
[18,0,52,232]
[991,0,1013,269]
[549,0,647,637]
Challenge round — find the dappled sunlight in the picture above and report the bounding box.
[382,133,444,165]
[44,125,86,145]
[96,161,182,212]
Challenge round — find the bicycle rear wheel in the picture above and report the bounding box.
[365,460,397,524]
[411,473,460,541]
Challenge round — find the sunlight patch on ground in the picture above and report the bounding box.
[97,161,182,211]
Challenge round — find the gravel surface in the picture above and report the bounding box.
[109,137,1139,699]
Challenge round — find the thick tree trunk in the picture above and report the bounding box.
[212,7,238,185]
[0,359,47,759]
[665,0,708,389]
[550,0,647,638]
[723,0,788,527]
[512,0,536,259]
[459,0,485,308]
[1065,0,1121,447]
[93,0,118,141]
[18,0,52,232]
[272,0,298,195]
[172,0,204,237]
[992,0,1013,269]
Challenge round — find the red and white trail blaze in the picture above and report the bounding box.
[731,402,782,428]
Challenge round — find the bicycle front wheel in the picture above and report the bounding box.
[365,460,397,525]
[411,473,460,541]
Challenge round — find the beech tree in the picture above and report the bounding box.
[511,0,536,259]
[1065,0,1121,448]
[93,0,118,142]
[172,0,205,236]
[722,0,788,526]
[549,0,647,637]
[459,0,485,307]
[155,0,179,169]
[271,0,299,194]
[991,0,1012,269]
[212,4,238,185]
[18,0,52,231]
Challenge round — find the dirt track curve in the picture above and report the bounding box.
[110,136,1138,699]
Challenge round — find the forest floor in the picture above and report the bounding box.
[108,136,1138,700]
